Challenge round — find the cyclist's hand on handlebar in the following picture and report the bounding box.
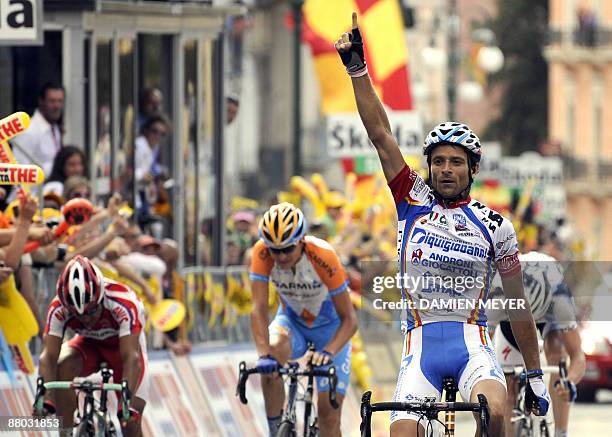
[306,350,333,367]
[554,379,577,402]
[525,369,551,416]
[32,399,56,417]
[256,355,280,374]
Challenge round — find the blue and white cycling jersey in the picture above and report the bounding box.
[388,165,521,331]
[488,251,577,330]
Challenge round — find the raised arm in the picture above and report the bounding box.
[335,12,406,182]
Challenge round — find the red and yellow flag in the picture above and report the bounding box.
[301,0,412,114]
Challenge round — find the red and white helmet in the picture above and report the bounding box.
[57,255,105,315]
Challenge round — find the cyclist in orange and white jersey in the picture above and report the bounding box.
[250,202,358,437]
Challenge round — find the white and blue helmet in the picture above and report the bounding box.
[423,122,482,162]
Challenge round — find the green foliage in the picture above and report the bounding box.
[482,0,549,154]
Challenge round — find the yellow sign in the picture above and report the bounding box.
[0,275,38,373]
[149,299,186,332]
[0,163,44,185]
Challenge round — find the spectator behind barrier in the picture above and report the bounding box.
[229,210,257,261]
[137,87,164,130]
[43,145,88,196]
[0,194,49,332]
[158,238,192,355]
[12,82,66,176]
[135,116,172,235]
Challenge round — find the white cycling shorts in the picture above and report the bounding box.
[390,321,506,424]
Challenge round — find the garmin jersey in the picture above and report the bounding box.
[389,165,520,331]
[249,236,349,328]
[44,279,145,347]
[488,251,577,329]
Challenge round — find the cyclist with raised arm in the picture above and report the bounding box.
[488,251,585,437]
[250,202,358,437]
[335,13,549,436]
[35,255,148,437]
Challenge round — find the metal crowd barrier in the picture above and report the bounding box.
[29,265,255,355]
[29,264,398,357]
[180,266,253,345]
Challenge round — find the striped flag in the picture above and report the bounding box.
[301,0,413,114]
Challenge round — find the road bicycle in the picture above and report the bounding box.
[237,347,339,437]
[508,360,569,437]
[360,377,491,437]
[34,362,131,437]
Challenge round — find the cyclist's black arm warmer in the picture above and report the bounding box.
[500,270,542,370]
[119,333,143,396]
[250,280,272,357]
[323,290,358,356]
[350,74,406,182]
[38,334,63,402]
[561,329,586,384]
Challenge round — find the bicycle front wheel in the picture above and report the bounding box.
[74,419,96,437]
[514,419,533,437]
[276,420,297,437]
[307,417,320,437]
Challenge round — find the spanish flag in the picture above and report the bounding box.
[301,0,412,114]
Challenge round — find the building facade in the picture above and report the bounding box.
[0,0,243,267]
[545,0,612,260]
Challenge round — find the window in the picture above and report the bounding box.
[93,37,112,199]
[117,38,136,205]
[9,31,63,115]
[183,39,198,266]
[592,72,602,158]
[199,39,215,266]
[565,71,575,153]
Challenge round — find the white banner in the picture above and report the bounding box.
[326,111,423,157]
[498,152,563,188]
[478,142,502,179]
[0,0,43,46]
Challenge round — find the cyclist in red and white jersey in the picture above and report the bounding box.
[36,255,148,437]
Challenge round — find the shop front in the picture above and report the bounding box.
[0,0,242,267]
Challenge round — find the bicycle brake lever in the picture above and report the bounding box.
[328,366,339,409]
[237,361,249,404]
[120,380,131,422]
[360,391,372,437]
[559,359,569,390]
[33,377,46,414]
[477,393,490,432]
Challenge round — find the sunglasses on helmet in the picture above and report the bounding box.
[269,244,298,255]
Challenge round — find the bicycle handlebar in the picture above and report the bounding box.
[508,361,569,382]
[359,391,490,437]
[34,377,131,421]
[236,361,339,409]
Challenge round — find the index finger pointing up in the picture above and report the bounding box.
[352,11,358,29]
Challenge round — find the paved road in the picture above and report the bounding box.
[451,390,612,436]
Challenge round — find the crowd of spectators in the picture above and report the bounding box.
[2,83,191,358]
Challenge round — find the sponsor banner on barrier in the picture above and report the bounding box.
[142,351,206,436]
[0,371,49,437]
[190,344,363,437]
[190,344,267,437]
[1,343,363,436]
[171,354,221,436]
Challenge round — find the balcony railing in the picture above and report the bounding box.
[562,155,612,185]
[546,26,612,48]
